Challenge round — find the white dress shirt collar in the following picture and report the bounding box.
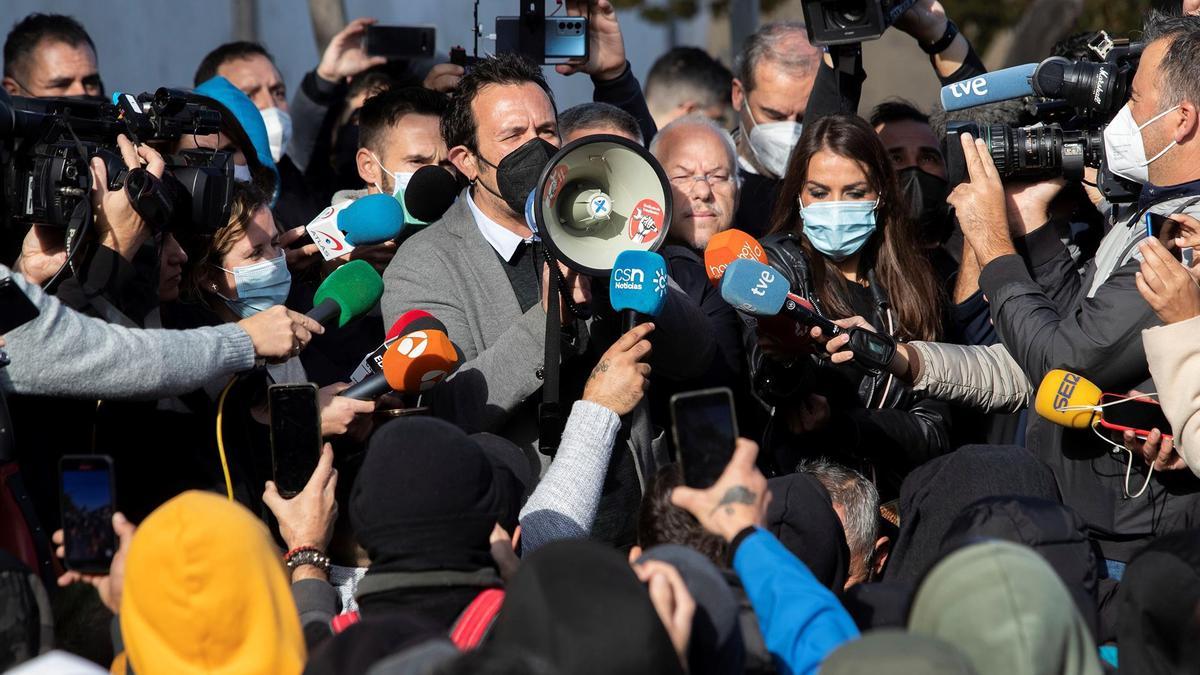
[467,189,532,262]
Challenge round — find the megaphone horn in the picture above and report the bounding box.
[533,134,673,276]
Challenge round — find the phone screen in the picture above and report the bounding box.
[269,384,322,497]
[672,388,738,489]
[0,277,41,335]
[364,26,436,59]
[60,456,116,573]
[1099,393,1172,439]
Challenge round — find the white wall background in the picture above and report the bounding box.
[2,0,710,109]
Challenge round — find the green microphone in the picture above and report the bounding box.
[308,259,383,329]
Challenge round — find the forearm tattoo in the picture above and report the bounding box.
[711,485,757,517]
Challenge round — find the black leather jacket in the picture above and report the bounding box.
[748,233,953,494]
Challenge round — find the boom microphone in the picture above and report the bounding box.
[610,250,668,331]
[939,63,1037,112]
[340,328,460,400]
[1034,369,1104,429]
[339,193,406,245]
[404,165,460,224]
[306,259,384,329]
[704,229,768,287]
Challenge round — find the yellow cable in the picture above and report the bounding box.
[215,376,237,501]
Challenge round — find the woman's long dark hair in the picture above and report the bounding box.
[768,115,942,341]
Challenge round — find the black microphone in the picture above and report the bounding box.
[405,166,459,224]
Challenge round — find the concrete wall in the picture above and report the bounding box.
[1,0,706,109]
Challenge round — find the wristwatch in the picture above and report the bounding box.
[920,20,959,55]
[284,546,331,574]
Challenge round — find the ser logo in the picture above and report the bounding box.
[1053,372,1080,410]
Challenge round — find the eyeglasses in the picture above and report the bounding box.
[669,173,734,190]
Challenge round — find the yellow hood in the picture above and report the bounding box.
[119,491,305,675]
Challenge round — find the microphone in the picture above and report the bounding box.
[939,63,1037,112]
[340,328,460,400]
[704,229,768,288]
[1034,369,1104,429]
[339,193,406,245]
[721,259,896,370]
[610,250,669,332]
[306,259,384,329]
[404,166,460,224]
[350,310,438,384]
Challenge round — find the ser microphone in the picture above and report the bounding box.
[721,259,896,371]
[339,193,406,245]
[1034,369,1103,429]
[404,166,460,224]
[340,328,460,400]
[610,250,668,332]
[306,259,384,329]
[704,229,768,288]
[939,63,1038,112]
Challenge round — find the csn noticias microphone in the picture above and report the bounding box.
[404,165,460,224]
[939,63,1038,112]
[610,250,668,332]
[721,259,896,371]
[340,328,460,400]
[306,259,384,329]
[350,310,438,383]
[704,229,768,288]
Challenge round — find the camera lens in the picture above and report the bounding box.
[823,0,868,28]
[980,124,1064,179]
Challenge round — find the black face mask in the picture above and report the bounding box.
[477,137,558,215]
[898,167,952,246]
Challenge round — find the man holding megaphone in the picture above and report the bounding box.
[381,55,714,545]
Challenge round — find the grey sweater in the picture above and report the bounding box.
[0,264,257,398]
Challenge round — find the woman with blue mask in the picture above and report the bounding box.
[753,114,950,499]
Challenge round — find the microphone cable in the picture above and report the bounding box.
[215,375,239,501]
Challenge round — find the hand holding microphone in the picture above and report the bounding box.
[318,383,376,437]
[583,322,655,416]
[237,305,325,363]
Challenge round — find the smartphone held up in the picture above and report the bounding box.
[59,455,117,574]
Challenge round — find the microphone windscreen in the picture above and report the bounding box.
[939,63,1037,112]
[719,258,788,316]
[312,259,384,329]
[704,229,767,287]
[1035,369,1102,429]
[386,310,435,341]
[609,250,668,317]
[338,193,405,245]
[382,329,460,393]
[404,166,459,224]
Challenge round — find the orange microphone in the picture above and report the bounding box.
[704,229,768,287]
[342,329,460,400]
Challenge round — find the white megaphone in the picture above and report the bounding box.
[531,134,673,276]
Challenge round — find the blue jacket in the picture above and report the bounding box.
[732,528,859,675]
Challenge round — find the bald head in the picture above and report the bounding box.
[651,116,740,249]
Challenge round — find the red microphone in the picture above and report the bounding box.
[350,310,442,383]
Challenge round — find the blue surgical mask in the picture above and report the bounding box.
[799,199,878,262]
[213,253,291,318]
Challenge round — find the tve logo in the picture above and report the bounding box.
[947,76,988,99]
[750,268,775,297]
[612,266,646,291]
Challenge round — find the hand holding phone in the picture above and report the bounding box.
[672,388,738,489]
[59,455,117,573]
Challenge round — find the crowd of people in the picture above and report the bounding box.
[3,0,1200,672]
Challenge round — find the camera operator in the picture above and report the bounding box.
[756,114,951,497]
[914,11,1200,568]
[2,13,101,98]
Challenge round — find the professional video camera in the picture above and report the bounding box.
[0,87,233,234]
[800,0,918,46]
[941,31,1144,202]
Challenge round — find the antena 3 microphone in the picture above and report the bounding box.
[350,310,439,384]
[939,62,1037,112]
[307,259,384,329]
[341,328,459,400]
[610,250,669,331]
[704,229,768,288]
[1035,369,1102,429]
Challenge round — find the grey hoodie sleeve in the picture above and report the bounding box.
[0,265,256,398]
[286,71,343,172]
[519,400,622,552]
